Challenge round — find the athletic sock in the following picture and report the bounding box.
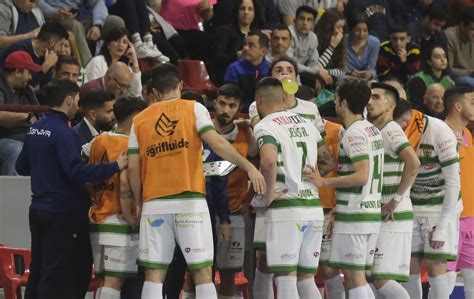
[368,283,378,298]
[182,291,196,299]
[365,284,375,299]
[217,295,234,299]
[462,269,474,299]
[275,276,298,299]
[348,286,367,298]
[143,33,154,48]
[253,270,274,299]
[446,271,457,295]
[378,280,410,298]
[132,32,143,48]
[325,275,345,299]
[402,274,422,299]
[196,283,217,299]
[142,281,163,299]
[297,277,321,299]
[98,287,120,299]
[428,274,449,299]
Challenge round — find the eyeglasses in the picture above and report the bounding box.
[112,76,131,91]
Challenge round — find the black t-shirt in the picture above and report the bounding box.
[15,6,39,35]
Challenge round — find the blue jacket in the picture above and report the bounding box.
[15,109,119,213]
[224,57,269,111]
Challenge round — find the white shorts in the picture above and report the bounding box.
[266,219,323,273]
[329,233,378,271]
[411,214,459,261]
[253,207,266,250]
[92,242,138,278]
[216,214,245,272]
[370,231,412,282]
[320,214,333,265]
[138,212,214,270]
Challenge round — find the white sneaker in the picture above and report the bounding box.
[135,43,158,59]
[146,44,170,62]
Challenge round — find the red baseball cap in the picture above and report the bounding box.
[4,51,42,72]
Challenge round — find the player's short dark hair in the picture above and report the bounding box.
[296,5,317,20]
[113,96,147,123]
[45,79,80,107]
[217,84,243,102]
[393,99,412,120]
[248,30,269,49]
[55,54,80,72]
[337,79,371,115]
[371,82,400,105]
[150,63,181,94]
[269,55,299,75]
[256,76,283,92]
[423,3,446,21]
[79,90,115,110]
[444,85,474,114]
[389,23,409,35]
[37,21,68,42]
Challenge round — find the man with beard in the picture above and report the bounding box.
[443,86,474,298]
[73,90,116,145]
[366,83,420,298]
[212,83,257,298]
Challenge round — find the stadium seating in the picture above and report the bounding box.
[177,59,218,97]
[0,246,31,299]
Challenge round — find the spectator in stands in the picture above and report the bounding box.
[15,79,126,299]
[288,5,332,85]
[160,0,216,62]
[73,90,115,145]
[344,13,380,81]
[147,0,187,64]
[315,8,348,81]
[377,23,421,85]
[389,0,432,24]
[213,0,261,85]
[407,46,453,109]
[345,0,393,41]
[419,83,446,118]
[108,0,169,61]
[408,3,447,62]
[80,61,140,99]
[445,7,474,87]
[53,33,86,85]
[1,21,68,89]
[224,30,269,111]
[0,0,44,51]
[38,0,125,66]
[84,28,141,94]
[36,55,81,105]
[266,25,292,62]
[381,76,408,100]
[0,51,41,175]
[275,0,318,26]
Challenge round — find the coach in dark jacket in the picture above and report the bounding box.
[15,79,127,299]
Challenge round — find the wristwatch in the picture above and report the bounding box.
[393,193,403,202]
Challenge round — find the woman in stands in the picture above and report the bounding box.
[213,0,263,85]
[53,32,85,86]
[314,8,348,83]
[344,13,380,81]
[84,27,142,97]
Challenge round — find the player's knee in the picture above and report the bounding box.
[190,267,213,285]
[144,268,167,283]
[425,259,447,277]
[256,251,269,272]
[321,266,339,279]
[220,271,235,285]
[372,279,388,289]
[297,272,314,281]
[409,257,422,274]
[103,276,125,290]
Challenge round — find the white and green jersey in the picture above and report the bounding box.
[254,111,325,222]
[249,98,325,135]
[333,119,384,234]
[380,121,414,232]
[411,116,460,215]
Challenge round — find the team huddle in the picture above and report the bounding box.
[84,59,473,299]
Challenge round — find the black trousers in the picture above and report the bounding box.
[109,0,151,36]
[25,208,92,299]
